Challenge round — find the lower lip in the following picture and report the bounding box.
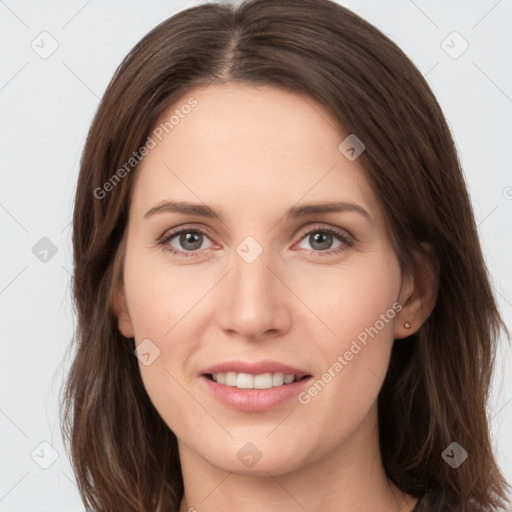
[200,375,312,412]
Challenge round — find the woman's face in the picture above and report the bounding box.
[116,82,412,475]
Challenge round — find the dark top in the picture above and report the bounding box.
[411,488,444,512]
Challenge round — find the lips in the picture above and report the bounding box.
[199,360,312,410]
[201,359,310,378]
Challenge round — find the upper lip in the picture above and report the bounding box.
[201,360,310,378]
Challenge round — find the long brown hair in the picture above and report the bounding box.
[60,0,510,510]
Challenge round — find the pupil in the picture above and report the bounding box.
[311,232,332,250]
[181,232,202,250]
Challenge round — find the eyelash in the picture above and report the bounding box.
[158,225,354,258]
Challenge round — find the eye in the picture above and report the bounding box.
[158,224,353,258]
[295,226,353,256]
[159,227,213,257]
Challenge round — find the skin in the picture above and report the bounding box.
[114,83,438,512]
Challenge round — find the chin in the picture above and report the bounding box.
[197,439,311,477]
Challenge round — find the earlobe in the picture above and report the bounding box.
[394,243,439,339]
[112,286,135,338]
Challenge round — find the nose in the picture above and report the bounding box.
[215,243,292,340]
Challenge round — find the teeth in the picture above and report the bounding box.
[283,374,295,384]
[211,372,301,389]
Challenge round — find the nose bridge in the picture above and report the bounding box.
[217,234,290,337]
[234,241,272,299]
[232,236,277,311]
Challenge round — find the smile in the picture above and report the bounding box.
[208,372,306,389]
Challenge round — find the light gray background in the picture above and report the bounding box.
[1,0,511,510]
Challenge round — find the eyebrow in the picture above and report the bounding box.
[144,200,373,224]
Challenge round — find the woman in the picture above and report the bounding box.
[60,0,510,510]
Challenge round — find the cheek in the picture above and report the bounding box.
[296,250,401,345]
[122,248,210,428]
[123,244,206,338]
[294,253,400,416]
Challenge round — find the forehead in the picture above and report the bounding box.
[130,83,378,222]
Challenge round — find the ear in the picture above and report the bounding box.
[112,285,135,338]
[394,243,439,339]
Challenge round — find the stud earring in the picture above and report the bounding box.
[404,321,411,329]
